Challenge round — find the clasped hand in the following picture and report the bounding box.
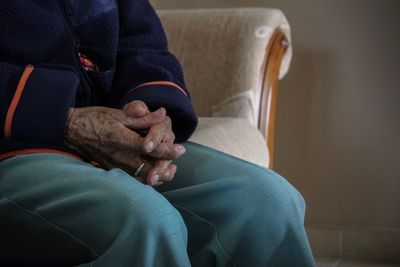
[65,101,185,186]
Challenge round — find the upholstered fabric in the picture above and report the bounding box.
[158,8,292,127]
[189,117,269,166]
[158,8,292,166]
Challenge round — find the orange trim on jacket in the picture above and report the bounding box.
[130,81,188,96]
[0,149,82,162]
[4,65,35,138]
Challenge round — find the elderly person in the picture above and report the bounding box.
[0,0,315,266]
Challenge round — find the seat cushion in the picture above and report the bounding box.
[189,117,270,166]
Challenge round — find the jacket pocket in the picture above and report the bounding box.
[78,46,115,94]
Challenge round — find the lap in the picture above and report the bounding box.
[0,143,304,230]
[0,153,179,266]
[0,143,311,267]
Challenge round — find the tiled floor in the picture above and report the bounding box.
[309,226,400,267]
[316,257,340,267]
[316,258,400,267]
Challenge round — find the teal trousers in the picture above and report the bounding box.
[0,142,315,267]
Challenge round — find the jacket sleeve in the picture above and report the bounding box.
[0,62,79,146]
[111,0,197,143]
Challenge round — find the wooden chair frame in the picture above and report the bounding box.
[258,30,289,169]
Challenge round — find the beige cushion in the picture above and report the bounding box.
[189,117,269,166]
[159,8,292,127]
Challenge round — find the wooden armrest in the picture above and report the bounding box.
[259,30,289,168]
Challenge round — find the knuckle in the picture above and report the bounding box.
[136,116,151,127]
[148,111,158,120]
[143,112,154,121]
[164,145,176,159]
[156,146,167,158]
[123,103,136,114]
[170,152,179,160]
[145,129,158,140]
[152,130,164,144]
[122,103,129,112]
[166,146,178,158]
[129,137,143,152]
[164,117,172,128]
[167,131,175,142]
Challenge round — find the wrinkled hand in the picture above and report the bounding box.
[64,104,185,185]
[122,101,181,186]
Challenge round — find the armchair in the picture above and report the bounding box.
[158,8,292,168]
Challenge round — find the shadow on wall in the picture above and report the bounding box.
[275,47,342,225]
[277,44,400,228]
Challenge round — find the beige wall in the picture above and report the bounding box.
[151,0,400,229]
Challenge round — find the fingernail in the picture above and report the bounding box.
[165,170,171,177]
[145,141,155,152]
[156,107,165,114]
[151,175,160,185]
[176,145,186,154]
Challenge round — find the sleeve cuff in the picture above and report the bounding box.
[118,83,198,143]
[5,65,79,145]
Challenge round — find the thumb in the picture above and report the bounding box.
[123,100,149,117]
[124,107,166,129]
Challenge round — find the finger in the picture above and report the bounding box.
[159,163,176,183]
[122,156,153,183]
[145,143,186,160]
[124,107,166,130]
[142,116,172,152]
[132,159,152,183]
[113,123,182,160]
[163,164,177,182]
[146,160,174,186]
[163,118,175,144]
[164,129,175,144]
[82,109,145,153]
[115,124,147,153]
[153,181,164,187]
[107,154,153,184]
[148,160,177,186]
[123,100,149,117]
[145,115,175,144]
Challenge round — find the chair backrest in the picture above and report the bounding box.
[158,8,292,127]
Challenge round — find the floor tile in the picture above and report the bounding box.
[338,260,400,267]
[342,228,400,263]
[316,257,340,267]
[307,227,342,258]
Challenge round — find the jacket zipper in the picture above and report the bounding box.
[52,0,96,104]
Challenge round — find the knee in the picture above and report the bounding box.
[82,169,187,252]
[238,168,306,224]
[120,185,187,236]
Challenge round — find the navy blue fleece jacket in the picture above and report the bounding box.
[0,0,197,160]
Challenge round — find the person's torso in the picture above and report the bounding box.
[0,0,120,106]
